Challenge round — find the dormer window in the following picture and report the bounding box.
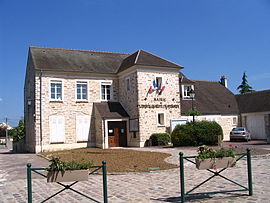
[182,85,194,99]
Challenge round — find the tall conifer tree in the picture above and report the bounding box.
[237,72,255,94]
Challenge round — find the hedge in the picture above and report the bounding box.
[150,133,171,146]
[171,121,223,147]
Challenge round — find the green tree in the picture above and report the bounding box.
[237,72,255,94]
[8,119,25,142]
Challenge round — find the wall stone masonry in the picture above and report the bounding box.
[33,74,119,152]
[137,69,181,146]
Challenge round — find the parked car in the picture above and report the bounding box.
[230,127,251,142]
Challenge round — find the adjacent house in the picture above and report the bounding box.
[24,47,182,153]
[179,74,239,141]
[236,90,270,142]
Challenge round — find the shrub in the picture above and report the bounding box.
[197,145,235,160]
[150,133,171,146]
[171,121,223,147]
[47,157,93,171]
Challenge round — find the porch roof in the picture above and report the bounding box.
[94,102,129,119]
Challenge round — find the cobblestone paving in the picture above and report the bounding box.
[0,147,270,203]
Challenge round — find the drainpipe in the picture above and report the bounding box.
[39,71,43,152]
[103,118,106,149]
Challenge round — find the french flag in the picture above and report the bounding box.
[148,80,157,93]
[158,81,166,95]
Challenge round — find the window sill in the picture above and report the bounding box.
[157,125,165,127]
[50,142,64,144]
[76,100,89,103]
[49,100,63,103]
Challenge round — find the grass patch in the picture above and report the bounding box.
[42,148,178,173]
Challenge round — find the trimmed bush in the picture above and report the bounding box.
[150,133,171,146]
[171,121,223,147]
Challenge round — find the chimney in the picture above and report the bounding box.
[220,76,227,88]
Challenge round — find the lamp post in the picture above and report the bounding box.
[189,89,195,122]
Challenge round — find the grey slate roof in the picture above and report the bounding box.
[30,47,128,74]
[181,80,239,115]
[235,90,270,113]
[29,47,183,74]
[94,102,129,118]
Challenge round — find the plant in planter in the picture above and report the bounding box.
[195,145,236,170]
[46,157,93,183]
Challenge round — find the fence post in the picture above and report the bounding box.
[102,161,108,203]
[27,163,32,203]
[247,148,253,196]
[179,152,185,203]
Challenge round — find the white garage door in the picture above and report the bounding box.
[246,115,266,139]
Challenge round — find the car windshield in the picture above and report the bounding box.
[232,128,245,131]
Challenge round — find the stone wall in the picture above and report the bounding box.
[24,53,36,153]
[34,74,118,152]
[94,105,104,148]
[136,69,181,146]
[118,70,140,146]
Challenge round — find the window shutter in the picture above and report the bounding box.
[49,116,65,143]
[76,115,91,141]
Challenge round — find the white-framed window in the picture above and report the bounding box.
[49,115,65,143]
[126,78,130,91]
[50,80,63,101]
[182,85,194,99]
[233,117,237,125]
[76,115,91,142]
[101,81,112,101]
[156,77,163,89]
[76,81,88,101]
[157,112,165,126]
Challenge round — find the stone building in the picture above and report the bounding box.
[24,47,182,153]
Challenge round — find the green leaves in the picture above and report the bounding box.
[150,133,171,146]
[171,121,223,147]
[197,145,235,160]
[187,110,201,117]
[9,119,25,142]
[47,157,93,171]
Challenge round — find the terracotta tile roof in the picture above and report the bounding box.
[29,46,183,74]
[181,80,239,115]
[235,90,270,113]
[94,102,129,118]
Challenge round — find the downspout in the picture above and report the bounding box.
[103,118,106,149]
[39,71,43,152]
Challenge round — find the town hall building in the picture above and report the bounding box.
[24,46,184,153]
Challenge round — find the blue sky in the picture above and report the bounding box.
[0,0,270,126]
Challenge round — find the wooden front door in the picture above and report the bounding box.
[108,121,127,147]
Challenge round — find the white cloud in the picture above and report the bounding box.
[0,98,3,102]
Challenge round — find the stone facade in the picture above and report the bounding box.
[137,69,181,146]
[25,65,183,152]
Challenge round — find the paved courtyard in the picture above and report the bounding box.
[0,146,270,203]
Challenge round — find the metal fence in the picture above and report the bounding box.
[179,148,253,203]
[27,161,108,203]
